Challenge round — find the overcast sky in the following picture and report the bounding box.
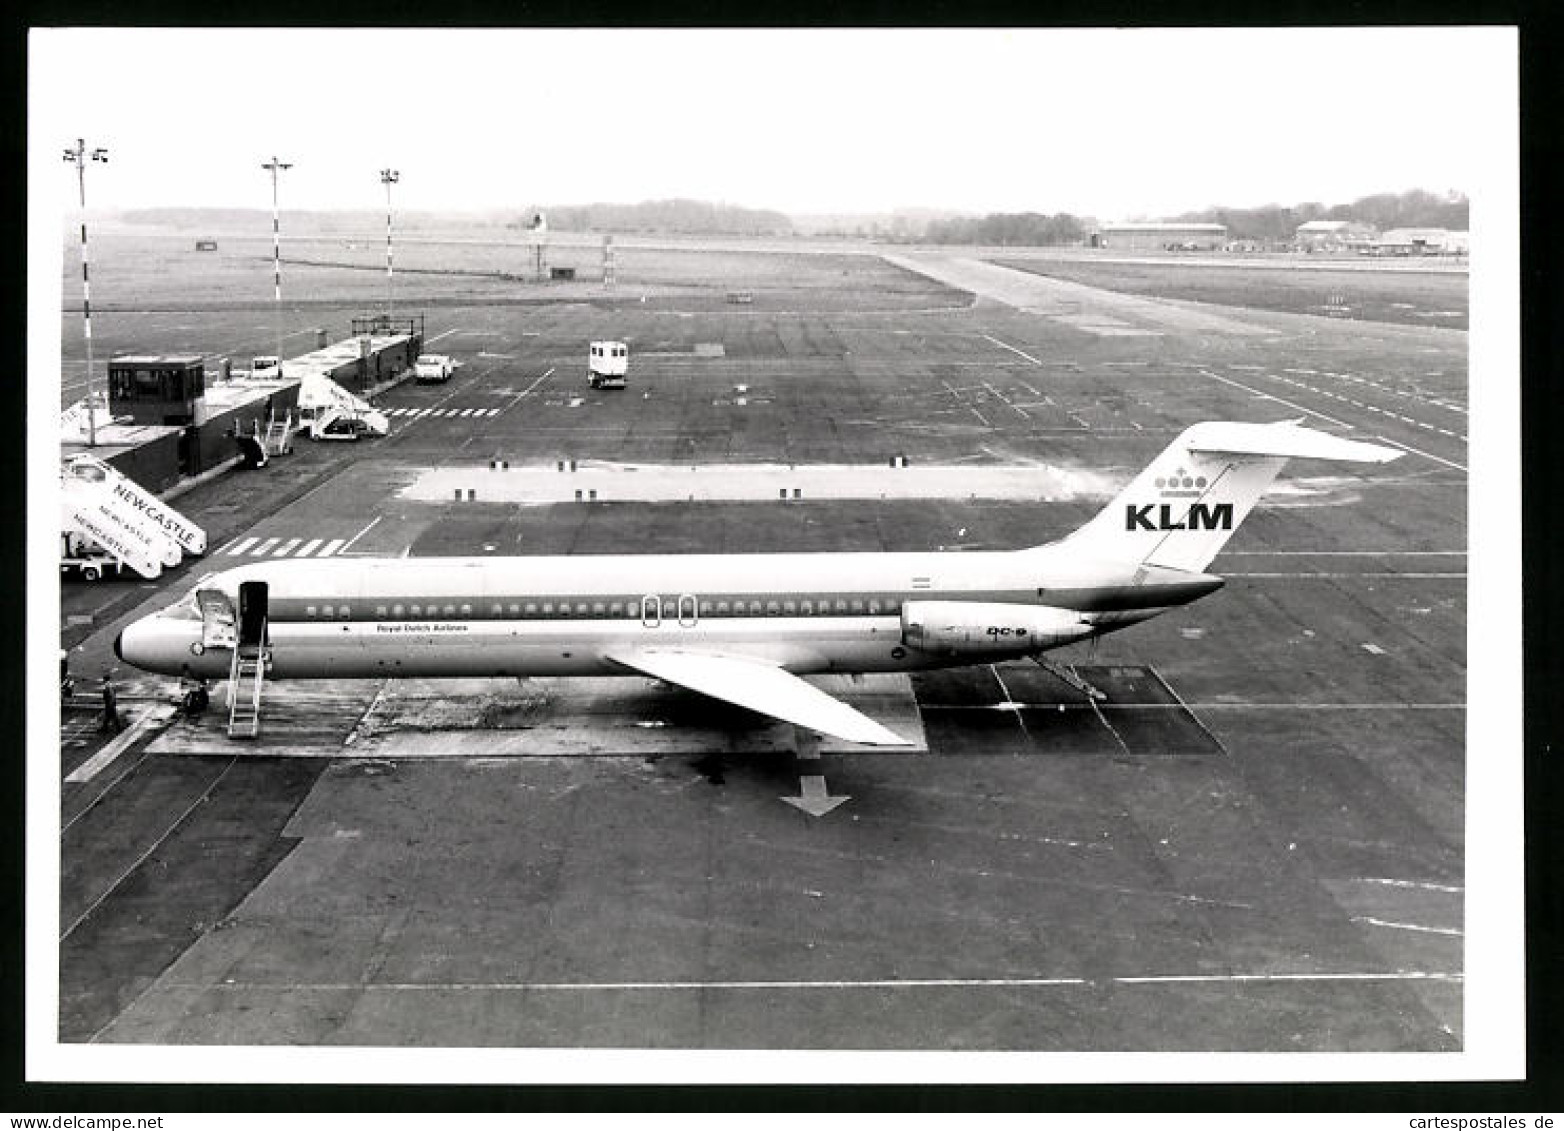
[31,26,1513,219]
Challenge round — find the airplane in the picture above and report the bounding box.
[114,420,1401,746]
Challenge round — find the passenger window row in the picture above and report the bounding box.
[294,596,903,620]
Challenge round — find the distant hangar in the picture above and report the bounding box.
[1091,222,1227,251]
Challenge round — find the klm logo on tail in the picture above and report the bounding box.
[1125,502,1234,532]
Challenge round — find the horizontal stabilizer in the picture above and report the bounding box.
[1062,419,1404,574]
[1183,420,1403,463]
[606,648,914,747]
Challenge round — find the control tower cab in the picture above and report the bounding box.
[108,355,207,426]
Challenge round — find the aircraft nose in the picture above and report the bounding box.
[112,616,174,675]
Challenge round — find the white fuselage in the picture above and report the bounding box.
[116,541,1219,681]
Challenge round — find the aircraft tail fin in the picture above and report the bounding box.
[1061,420,1402,573]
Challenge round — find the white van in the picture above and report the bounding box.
[588,341,628,389]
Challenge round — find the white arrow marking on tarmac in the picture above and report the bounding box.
[782,774,850,817]
[782,739,848,816]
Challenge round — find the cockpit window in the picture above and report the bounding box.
[165,592,204,620]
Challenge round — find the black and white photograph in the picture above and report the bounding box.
[27,25,1521,1088]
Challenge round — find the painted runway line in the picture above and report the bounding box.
[62,754,240,942]
[933,702,1463,712]
[508,367,556,406]
[63,705,177,785]
[1359,878,1463,893]
[1223,571,1466,578]
[981,333,1043,366]
[339,515,383,554]
[182,970,1461,994]
[1371,434,1468,473]
[1198,369,1353,430]
[1351,917,1462,937]
[1270,374,1467,441]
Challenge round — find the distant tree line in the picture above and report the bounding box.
[921,212,1089,246]
[1171,189,1469,240]
[517,198,794,237]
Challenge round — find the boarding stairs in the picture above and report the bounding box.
[261,410,296,457]
[60,455,207,581]
[227,643,268,738]
[221,580,270,738]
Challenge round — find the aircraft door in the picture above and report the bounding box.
[641,594,661,628]
[677,594,698,627]
[238,581,269,647]
[195,589,237,650]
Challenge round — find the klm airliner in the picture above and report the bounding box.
[115,421,1401,745]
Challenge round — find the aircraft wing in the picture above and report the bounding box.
[605,648,914,747]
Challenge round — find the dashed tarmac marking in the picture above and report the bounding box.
[224,536,364,558]
[1198,370,1352,430]
[1269,373,1467,441]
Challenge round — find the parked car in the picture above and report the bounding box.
[313,414,373,441]
[414,354,455,383]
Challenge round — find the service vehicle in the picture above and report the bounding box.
[60,532,124,582]
[588,341,629,389]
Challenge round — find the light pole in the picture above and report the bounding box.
[261,156,292,372]
[380,167,399,330]
[63,138,108,446]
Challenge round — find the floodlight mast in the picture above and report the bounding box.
[381,168,399,328]
[63,138,109,447]
[261,156,292,375]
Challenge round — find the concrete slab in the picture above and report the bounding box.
[144,675,928,758]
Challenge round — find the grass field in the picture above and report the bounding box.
[60,223,968,314]
[993,256,1469,329]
